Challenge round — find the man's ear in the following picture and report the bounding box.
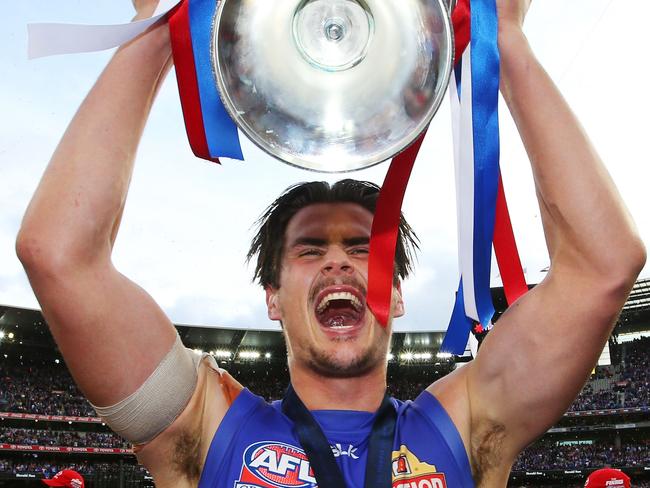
[393,281,405,318]
[265,286,282,321]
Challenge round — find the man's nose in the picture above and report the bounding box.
[321,248,353,275]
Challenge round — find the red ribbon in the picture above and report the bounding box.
[367,133,426,326]
[453,0,471,63]
[168,0,220,163]
[494,174,528,305]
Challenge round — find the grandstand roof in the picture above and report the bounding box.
[622,278,650,313]
[616,278,650,333]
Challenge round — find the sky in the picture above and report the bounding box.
[1,0,649,332]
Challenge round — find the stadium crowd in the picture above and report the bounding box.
[568,338,650,412]
[3,343,649,415]
[0,458,95,477]
[514,439,650,470]
[0,427,129,449]
[2,338,648,416]
[0,456,149,479]
[0,364,96,417]
[569,383,623,411]
[619,339,650,408]
[0,337,648,484]
[511,482,650,488]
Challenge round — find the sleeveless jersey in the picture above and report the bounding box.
[198,389,474,488]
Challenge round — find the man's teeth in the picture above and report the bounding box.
[316,292,362,312]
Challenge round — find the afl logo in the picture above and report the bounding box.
[238,441,317,488]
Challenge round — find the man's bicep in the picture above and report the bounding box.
[467,273,623,454]
[31,261,178,407]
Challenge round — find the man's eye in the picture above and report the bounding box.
[299,248,323,257]
[350,247,369,255]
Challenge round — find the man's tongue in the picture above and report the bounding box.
[317,300,361,328]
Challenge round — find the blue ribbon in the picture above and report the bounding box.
[469,0,499,330]
[442,0,500,355]
[189,0,243,160]
[442,278,475,354]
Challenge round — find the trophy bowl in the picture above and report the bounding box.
[213,0,454,172]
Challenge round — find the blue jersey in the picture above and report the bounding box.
[198,389,474,488]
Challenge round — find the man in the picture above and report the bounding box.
[15,0,645,486]
[42,469,85,488]
[585,468,632,488]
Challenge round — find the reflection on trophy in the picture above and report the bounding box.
[213,0,454,172]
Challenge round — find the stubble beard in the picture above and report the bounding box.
[304,336,388,379]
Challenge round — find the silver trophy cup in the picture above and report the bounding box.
[212,0,455,172]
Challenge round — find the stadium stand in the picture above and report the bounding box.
[0,279,649,486]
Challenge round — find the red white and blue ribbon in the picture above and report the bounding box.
[441,0,528,354]
[169,0,243,161]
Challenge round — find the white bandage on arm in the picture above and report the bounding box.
[91,333,203,445]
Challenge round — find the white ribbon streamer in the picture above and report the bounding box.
[451,47,480,323]
[27,0,181,59]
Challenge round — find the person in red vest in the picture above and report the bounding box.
[585,468,631,488]
[41,469,85,488]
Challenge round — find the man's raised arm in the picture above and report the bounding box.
[430,1,646,483]
[16,3,184,416]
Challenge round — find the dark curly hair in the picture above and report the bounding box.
[247,179,419,288]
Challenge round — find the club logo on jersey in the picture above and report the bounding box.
[237,441,317,488]
[392,445,447,488]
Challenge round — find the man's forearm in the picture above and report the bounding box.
[498,26,645,280]
[18,20,172,266]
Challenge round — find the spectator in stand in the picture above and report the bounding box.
[42,469,85,488]
[585,468,631,488]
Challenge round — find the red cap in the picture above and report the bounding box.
[585,468,631,488]
[42,469,85,488]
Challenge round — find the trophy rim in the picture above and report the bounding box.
[212,0,455,173]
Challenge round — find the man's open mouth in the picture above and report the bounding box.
[314,287,365,330]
